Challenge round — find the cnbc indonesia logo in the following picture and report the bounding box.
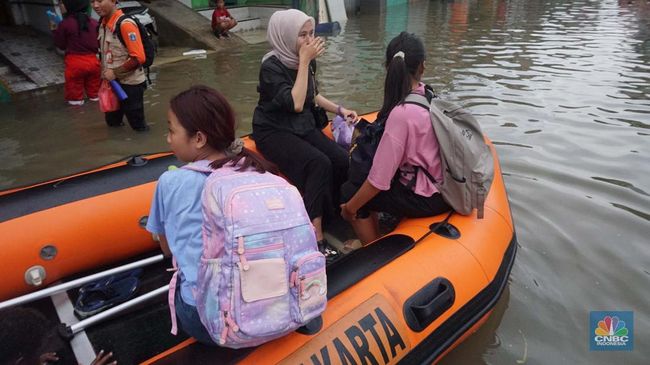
[590,311,633,351]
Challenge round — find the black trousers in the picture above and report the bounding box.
[341,178,451,219]
[256,129,349,221]
[105,81,147,130]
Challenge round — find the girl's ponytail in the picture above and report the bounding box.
[378,32,427,121]
[379,53,412,120]
[210,145,278,175]
[62,0,90,33]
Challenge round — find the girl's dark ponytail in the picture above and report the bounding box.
[62,0,90,33]
[378,32,426,121]
[75,13,89,33]
[379,54,412,120]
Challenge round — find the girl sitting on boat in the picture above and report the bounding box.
[252,9,358,262]
[145,85,275,345]
[340,32,452,244]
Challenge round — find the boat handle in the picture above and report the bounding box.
[403,277,455,332]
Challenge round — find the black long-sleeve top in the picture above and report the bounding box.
[252,56,318,141]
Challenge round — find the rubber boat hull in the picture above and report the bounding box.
[0,114,516,364]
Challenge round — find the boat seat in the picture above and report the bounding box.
[326,234,415,298]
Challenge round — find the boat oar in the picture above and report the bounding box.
[59,285,170,339]
[0,254,165,310]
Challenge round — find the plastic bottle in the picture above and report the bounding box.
[46,10,62,25]
[110,80,128,101]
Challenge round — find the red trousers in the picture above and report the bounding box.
[64,53,101,101]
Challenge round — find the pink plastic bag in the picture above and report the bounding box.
[98,80,119,113]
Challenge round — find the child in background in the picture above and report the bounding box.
[211,0,237,38]
[51,0,101,106]
[146,85,275,344]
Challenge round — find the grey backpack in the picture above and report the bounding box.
[404,93,494,218]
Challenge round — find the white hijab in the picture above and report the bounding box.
[262,9,315,70]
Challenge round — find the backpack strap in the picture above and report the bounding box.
[113,15,138,48]
[114,15,152,85]
[400,92,438,187]
[167,258,180,335]
[113,15,127,47]
[181,162,213,174]
[144,67,152,85]
[403,93,430,110]
[416,165,438,184]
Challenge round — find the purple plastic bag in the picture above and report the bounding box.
[332,115,356,149]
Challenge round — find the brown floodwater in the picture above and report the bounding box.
[1,0,648,363]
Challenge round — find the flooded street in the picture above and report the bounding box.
[1,0,649,363]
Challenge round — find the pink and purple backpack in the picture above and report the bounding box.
[178,162,327,348]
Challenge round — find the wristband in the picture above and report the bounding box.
[337,104,344,117]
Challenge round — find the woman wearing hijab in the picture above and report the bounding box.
[252,9,357,262]
[52,0,100,105]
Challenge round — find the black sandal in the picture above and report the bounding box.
[317,239,340,264]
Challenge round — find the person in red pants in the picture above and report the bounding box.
[52,0,100,106]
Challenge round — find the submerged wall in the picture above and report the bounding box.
[9,0,58,34]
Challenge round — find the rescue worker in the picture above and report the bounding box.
[92,0,149,131]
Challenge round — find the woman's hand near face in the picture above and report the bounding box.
[299,37,325,64]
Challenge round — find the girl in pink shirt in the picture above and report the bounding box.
[340,32,451,244]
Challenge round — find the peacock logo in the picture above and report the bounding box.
[595,316,628,337]
[590,311,633,351]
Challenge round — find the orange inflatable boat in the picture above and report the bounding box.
[0,114,516,364]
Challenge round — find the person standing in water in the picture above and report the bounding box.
[51,0,101,106]
[92,0,149,131]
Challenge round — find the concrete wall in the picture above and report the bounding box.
[154,9,211,48]
[343,0,359,15]
[10,0,58,33]
[248,6,284,21]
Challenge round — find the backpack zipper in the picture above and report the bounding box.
[290,251,325,288]
[220,310,240,344]
[236,237,284,271]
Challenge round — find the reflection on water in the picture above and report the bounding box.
[1,0,649,363]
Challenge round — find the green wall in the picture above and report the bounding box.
[192,0,292,8]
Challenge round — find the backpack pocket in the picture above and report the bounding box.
[195,257,224,339]
[239,258,288,302]
[233,256,291,337]
[291,252,327,323]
